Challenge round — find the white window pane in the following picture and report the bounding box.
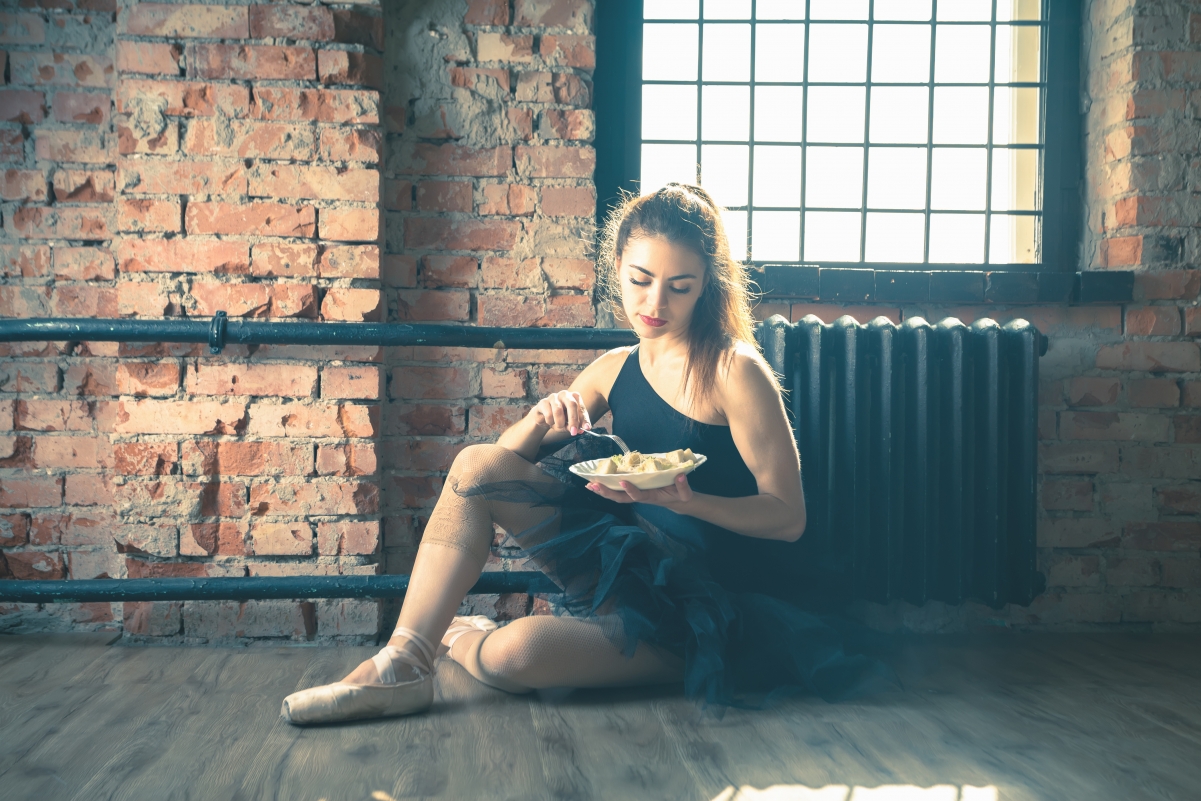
[753,145,802,207]
[805,146,864,208]
[993,87,1040,144]
[932,86,989,144]
[752,211,801,261]
[643,85,698,141]
[755,24,805,82]
[754,86,804,141]
[804,211,862,261]
[991,148,1040,211]
[934,25,991,83]
[645,0,699,19]
[871,24,932,84]
[702,85,750,140]
[867,147,927,209]
[810,0,868,19]
[703,0,750,19]
[723,209,748,261]
[930,147,986,209]
[807,86,866,143]
[997,0,1041,21]
[703,24,751,82]
[929,213,984,262]
[868,87,929,144]
[808,24,868,83]
[755,0,804,20]
[644,24,699,81]
[865,212,925,262]
[995,24,1041,83]
[989,214,1038,263]
[701,144,749,207]
[641,144,698,194]
[937,0,992,21]
[875,0,932,21]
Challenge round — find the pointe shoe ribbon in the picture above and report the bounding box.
[441,615,498,652]
[280,627,436,725]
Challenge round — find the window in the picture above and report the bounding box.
[595,0,1082,271]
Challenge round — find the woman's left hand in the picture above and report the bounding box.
[585,473,694,509]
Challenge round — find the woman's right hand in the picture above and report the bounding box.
[530,390,592,436]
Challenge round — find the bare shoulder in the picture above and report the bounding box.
[571,345,635,401]
[717,341,780,410]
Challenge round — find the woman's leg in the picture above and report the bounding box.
[450,615,684,692]
[343,444,563,684]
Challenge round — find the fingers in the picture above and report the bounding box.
[585,482,632,503]
[674,474,693,502]
[548,394,568,430]
[618,481,648,502]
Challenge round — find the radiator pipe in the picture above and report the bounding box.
[0,573,559,603]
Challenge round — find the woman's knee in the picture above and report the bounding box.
[477,618,544,683]
[449,443,525,487]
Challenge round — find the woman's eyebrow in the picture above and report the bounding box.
[629,265,697,280]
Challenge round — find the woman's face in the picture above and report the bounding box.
[617,235,707,339]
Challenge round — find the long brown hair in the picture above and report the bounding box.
[597,183,770,414]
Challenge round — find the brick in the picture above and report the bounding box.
[0,513,28,547]
[1128,379,1180,408]
[1044,554,1101,589]
[52,286,117,319]
[118,159,247,196]
[542,258,594,290]
[451,67,511,94]
[0,169,46,202]
[482,367,528,398]
[391,366,476,400]
[124,4,247,37]
[116,282,171,317]
[383,178,413,211]
[34,130,110,163]
[249,481,378,516]
[183,119,315,160]
[317,520,379,556]
[249,5,334,40]
[1182,382,1201,407]
[182,441,313,477]
[53,169,115,203]
[251,87,378,124]
[114,399,248,435]
[1096,342,1200,373]
[63,361,118,395]
[1185,308,1201,337]
[0,286,51,317]
[117,41,182,76]
[480,183,537,216]
[321,365,381,400]
[396,289,471,322]
[1066,377,1120,407]
[535,366,583,396]
[5,551,65,579]
[1156,484,1201,515]
[466,0,509,25]
[1125,306,1181,336]
[514,0,592,29]
[320,127,381,163]
[9,53,114,88]
[186,363,317,398]
[420,255,477,288]
[249,164,378,203]
[404,144,511,177]
[186,202,316,237]
[65,474,113,507]
[1135,271,1201,301]
[112,442,178,476]
[0,11,45,44]
[405,218,520,251]
[332,9,383,49]
[1162,558,1201,588]
[0,89,45,123]
[476,32,533,62]
[118,198,181,233]
[248,521,314,556]
[32,436,109,470]
[386,404,466,437]
[1124,522,1201,552]
[319,245,378,279]
[1099,235,1144,268]
[191,283,318,319]
[1175,415,1201,443]
[119,239,250,275]
[0,130,24,162]
[0,245,50,278]
[16,400,93,432]
[515,145,595,178]
[1037,517,1120,549]
[316,442,377,476]
[416,180,472,212]
[317,50,382,88]
[251,242,317,278]
[246,401,378,439]
[390,440,468,472]
[123,600,180,635]
[510,108,535,139]
[541,185,595,217]
[190,44,315,81]
[383,255,417,287]
[0,362,58,393]
[182,523,246,557]
[1060,412,1169,442]
[1107,557,1161,588]
[118,79,250,119]
[319,207,379,242]
[468,404,529,437]
[52,91,110,125]
[0,476,62,508]
[1120,445,1201,479]
[320,287,381,321]
[539,109,595,140]
[539,34,596,69]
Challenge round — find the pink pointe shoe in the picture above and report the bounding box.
[441,615,498,655]
[280,627,436,725]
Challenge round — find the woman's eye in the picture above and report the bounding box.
[629,278,650,286]
[669,286,691,295]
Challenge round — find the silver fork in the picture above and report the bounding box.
[578,428,630,454]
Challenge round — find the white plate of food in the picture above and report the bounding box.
[569,448,707,491]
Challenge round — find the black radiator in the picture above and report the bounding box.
[757,314,1045,609]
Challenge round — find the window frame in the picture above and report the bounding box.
[594,0,1083,273]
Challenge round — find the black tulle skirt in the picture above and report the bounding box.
[457,434,894,708]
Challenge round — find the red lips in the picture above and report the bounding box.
[638,315,667,327]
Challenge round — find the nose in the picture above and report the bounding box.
[648,282,670,313]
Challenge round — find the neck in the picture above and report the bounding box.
[638,325,691,367]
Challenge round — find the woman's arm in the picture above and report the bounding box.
[495,348,629,462]
[587,346,806,542]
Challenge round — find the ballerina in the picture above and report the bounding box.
[282,184,878,724]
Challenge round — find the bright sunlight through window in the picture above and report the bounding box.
[639,0,1044,266]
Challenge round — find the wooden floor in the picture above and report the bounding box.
[0,632,1198,801]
